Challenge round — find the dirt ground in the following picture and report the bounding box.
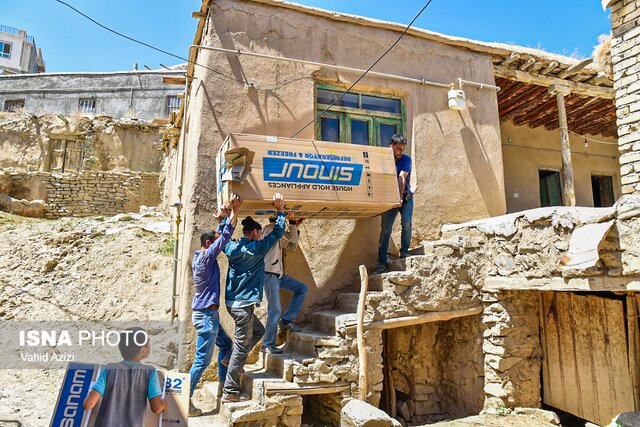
[0,210,176,426]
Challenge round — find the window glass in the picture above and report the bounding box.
[361,95,401,114]
[378,123,397,147]
[320,113,340,142]
[351,119,370,146]
[0,42,11,59]
[78,98,96,114]
[316,89,358,109]
[166,95,181,116]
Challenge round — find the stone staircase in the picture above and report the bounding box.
[194,257,414,426]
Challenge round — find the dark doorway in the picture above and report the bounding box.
[591,175,615,207]
[539,170,562,207]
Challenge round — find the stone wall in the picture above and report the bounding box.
[385,316,484,425]
[0,112,166,173]
[3,170,160,218]
[357,202,640,412]
[608,0,640,195]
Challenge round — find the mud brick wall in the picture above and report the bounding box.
[5,170,160,218]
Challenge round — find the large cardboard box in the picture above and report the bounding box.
[50,362,189,427]
[216,133,401,219]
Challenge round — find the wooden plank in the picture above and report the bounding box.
[162,76,187,85]
[603,297,635,422]
[192,11,207,19]
[569,294,596,422]
[587,295,615,423]
[363,306,482,330]
[494,65,615,99]
[539,293,554,406]
[265,382,350,395]
[484,276,640,292]
[529,93,583,129]
[542,293,567,410]
[627,294,640,410]
[555,293,580,415]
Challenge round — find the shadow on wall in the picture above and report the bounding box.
[458,110,504,217]
[285,217,380,316]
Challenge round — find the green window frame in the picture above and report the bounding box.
[315,85,405,147]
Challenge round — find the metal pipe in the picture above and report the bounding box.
[169,74,190,323]
[189,44,499,91]
[457,78,501,92]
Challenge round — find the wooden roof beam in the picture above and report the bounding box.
[512,98,558,126]
[502,93,554,123]
[557,58,594,79]
[494,65,614,99]
[540,61,559,75]
[518,57,537,71]
[499,85,548,118]
[528,95,583,128]
[497,82,529,103]
[501,52,520,67]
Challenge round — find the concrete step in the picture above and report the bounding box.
[283,328,341,357]
[265,351,315,381]
[335,292,360,312]
[309,310,357,335]
[352,272,384,291]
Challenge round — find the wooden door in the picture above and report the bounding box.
[539,292,638,426]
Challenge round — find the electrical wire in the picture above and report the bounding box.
[53,0,242,84]
[290,0,435,138]
[568,130,618,145]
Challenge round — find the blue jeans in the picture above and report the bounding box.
[189,308,219,398]
[378,197,413,264]
[216,326,232,383]
[263,273,308,349]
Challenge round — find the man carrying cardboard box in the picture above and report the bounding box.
[375,134,413,274]
[188,194,242,415]
[261,212,308,354]
[222,193,287,402]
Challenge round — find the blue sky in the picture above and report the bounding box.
[2,1,612,73]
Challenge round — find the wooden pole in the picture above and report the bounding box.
[357,265,369,401]
[549,84,576,206]
[627,294,640,410]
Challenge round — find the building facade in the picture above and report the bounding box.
[0,25,44,75]
[0,69,185,119]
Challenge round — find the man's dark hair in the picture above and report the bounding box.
[118,327,148,361]
[390,134,407,146]
[242,216,262,233]
[200,230,215,247]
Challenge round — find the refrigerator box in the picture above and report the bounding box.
[50,362,189,427]
[216,133,401,219]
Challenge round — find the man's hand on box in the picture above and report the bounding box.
[273,193,285,212]
[215,207,230,221]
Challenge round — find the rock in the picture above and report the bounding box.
[43,259,58,273]
[608,412,640,427]
[341,399,402,427]
[398,400,410,421]
[513,407,560,425]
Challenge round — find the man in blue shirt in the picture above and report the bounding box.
[375,134,413,274]
[222,193,286,402]
[188,194,241,415]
